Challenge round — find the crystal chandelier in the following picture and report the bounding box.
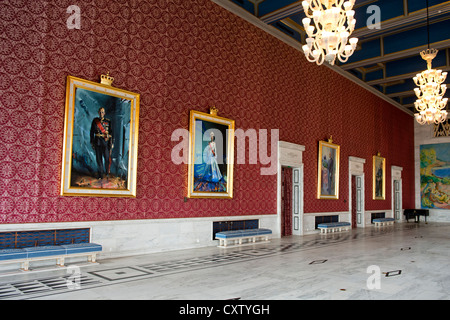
[413,49,448,125]
[301,0,359,66]
[413,0,448,125]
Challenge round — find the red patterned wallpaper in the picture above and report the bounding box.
[0,0,414,224]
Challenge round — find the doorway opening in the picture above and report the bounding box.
[281,167,292,237]
[280,166,302,236]
[277,141,305,237]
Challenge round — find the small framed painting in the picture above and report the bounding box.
[187,107,235,198]
[317,138,340,199]
[61,75,140,197]
[373,153,386,200]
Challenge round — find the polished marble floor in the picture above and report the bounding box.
[0,222,449,300]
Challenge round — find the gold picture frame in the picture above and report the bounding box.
[61,75,140,197]
[373,153,386,200]
[317,138,340,199]
[187,107,235,198]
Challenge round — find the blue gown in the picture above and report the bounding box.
[202,142,223,183]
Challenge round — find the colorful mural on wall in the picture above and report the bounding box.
[420,143,450,209]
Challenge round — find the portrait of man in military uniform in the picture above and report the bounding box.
[61,76,140,197]
[90,107,114,179]
[68,86,132,191]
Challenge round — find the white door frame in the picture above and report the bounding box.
[349,156,366,228]
[391,166,403,222]
[277,141,305,236]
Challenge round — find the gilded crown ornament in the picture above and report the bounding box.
[100,72,114,86]
[210,106,219,116]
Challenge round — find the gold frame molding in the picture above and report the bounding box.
[187,107,235,199]
[61,75,140,197]
[317,137,340,199]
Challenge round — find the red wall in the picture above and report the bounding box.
[0,0,414,224]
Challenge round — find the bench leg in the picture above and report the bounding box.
[58,256,65,267]
[21,260,29,271]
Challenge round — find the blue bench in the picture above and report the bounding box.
[317,222,351,234]
[0,229,102,272]
[0,243,102,271]
[215,228,272,247]
[373,218,395,226]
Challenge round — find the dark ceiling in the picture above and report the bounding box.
[217,0,450,115]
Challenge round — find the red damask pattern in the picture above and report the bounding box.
[0,0,414,224]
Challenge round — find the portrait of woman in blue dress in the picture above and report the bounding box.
[188,109,235,198]
[193,122,228,193]
[202,132,223,183]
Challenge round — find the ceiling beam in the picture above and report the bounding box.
[260,2,304,24]
[366,65,450,86]
[386,90,417,98]
[260,0,382,25]
[340,39,450,70]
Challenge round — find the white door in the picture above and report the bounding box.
[355,175,364,227]
[292,167,303,235]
